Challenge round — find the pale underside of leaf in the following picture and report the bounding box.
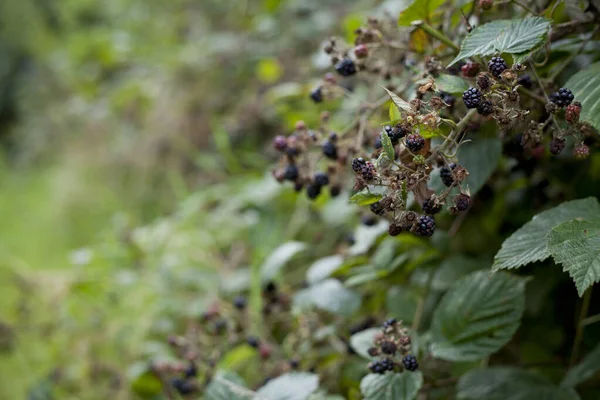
[564,62,600,133]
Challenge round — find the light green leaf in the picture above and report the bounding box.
[349,190,383,206]
[492,198,600,271]
[398,0,446,26]
[257,373,319,400]
[431,271,526,361]
[306,255,344,284]
[389,102,402,121]
[360,371,423,400]
[458,136,502,195]
[205,372,250,400]
[349,328,380,360]
[449,18,551,67]
[261,241,307,280]
[435,74,469,94]
[548,219,600,296]
[561,342,600,388]
[381,130,395,161]
[382,87,412,112]
[458,367,581,400]
[293,279,361,316]
[564,62,600,132]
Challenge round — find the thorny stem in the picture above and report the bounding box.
[518,86,547,104]
[412,21,460,53]
[511,0,537,15]
[570,287,593,367]
[528,61,564,136]
[429,109,477,162]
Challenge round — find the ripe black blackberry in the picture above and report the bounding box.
[171,378,196,395]
[369,358,395,374]
[488,56,508,78]
[388,223,402,236]
[360,162,376,181]
[370,201,385,215]
[440,163,457,187]
[439,92,455,108]
[549,137,566,155]
[462,87,482,109]
[314,172,329,186]
[322,140,337,159]
[361,214,377,226]
[294,181,303,192]
[247,336,260,348]
[382,318,397,329]
[477,100,493,116]
[402,355,418,371]
[454,193,471,212]
[517,74,533,89]
[550,88,574,107]
[374,137,382,149]
[476,73,493,91]
[380,341,397,355]
[310,87,323,103]
[414,215,435,237]
[184,363,197,378]
[284,164,299,181]
[352,157,366,173]
[335,58,357,76]
[306,183,321,200]
[405,133,425,152]
[233,295,247,310]
[330,185,342,197]
[422,198,441,215]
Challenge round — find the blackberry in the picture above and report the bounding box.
[233,295,247,310]
[380,341,397,355]
[352,157,366,173]
[439,92,455,108]
[306,183,322,200]
[374,137,382,149]
[550,88,574,107]
[322,140,337,159]
[488,56,508,78]
[246,336,260,348]
[273,135,287,151]
[335,58,357,77]
[462,87,482,109]
[382,318,397,329]
[171,378,196,395]
[405,133,425,153]
[454,193,471,212]
[440,163,457,187]
[214,319,227,334]
[330,185,342,197]
[402,355,418,371]
[310,87,323,103]
[477,100,493,116]
[294,181,303,192]
[565,102,581,124]
[370,201,385,215]
[414,215,435,237]
[476,73,493,91]
[385,125,406,144]
[388,223,402,236]
[184,363,197,378]
[461,61,480,77]
[264,281,277,295]
[314,172,329,186]
[284,164,299,181]
[354,44,369,59]
[289,358,300,369]
[369,358,396,374]
[422,198,441,215]
[362,214,378,226]
[517,74,533,89]
[360,162,376,181]
[367,347,379,357]
[549,137,566,155]
[573,144,590,160]
[329,132,338,141]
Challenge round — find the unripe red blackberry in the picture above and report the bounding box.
[322,140,337,159]
[549,137,566,155]
[573,144,590,160]
[461,61,480,77]
[565,102,581,124]
[273,135,287,151]
[477,100,493,116]
[335,58,357,76]
[488,56,508,78]
[402,355,418,371]
[310,87,323,103]
[284,164,299,181]
[463,87,482,109]
[352,157,366,173]
[422,197,442,215]
[550,88,575,107]
[414,215,435,237]
[259,343,272,359]
[354,44,369,58]
[314,172,329,186]
[405,133,425,152]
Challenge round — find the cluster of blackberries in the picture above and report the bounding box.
[440,163,457,187]
[477,100,493,116]
[368,358,396,374]
[384,125,406,145]
[170,362,198,395]
[352,157,376,181]
[405,133,425,153]
[488,56,508,78]
[550,88,574,108]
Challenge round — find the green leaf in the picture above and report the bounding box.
[306,255,344,285]
[449,18,551,67]
[457,136,502,195]
[398,0,446,26]
[360,371,423,400]
[386,286,419,324]
[257,373,319,400]
[431,255,485,291]
[349,190,383,206]
[382,87,412,112]
[261,241,307,280]
[548,219,600,296]
[492,198,600,271]
[564,62,600,132]
[349,328,380,360]
[561,342,600,388]
[380,130,395,161]
[389,102,402,121]
[457,367,581,400]
[205,372,250,400]
[430,271,526,361]
[435,74,469,94]
[293,279,361,316]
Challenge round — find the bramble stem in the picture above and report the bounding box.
[412,21,460,53]
[582,312,600,327]
[429,108,477,162]
[570,287,593,367]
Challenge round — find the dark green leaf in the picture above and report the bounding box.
[360,372,423,400]
[564,62,600,133]
[561,343,600,388]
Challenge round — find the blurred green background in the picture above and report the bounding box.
[0,0,401,398]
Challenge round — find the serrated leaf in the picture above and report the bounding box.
[398,0,446,26]
[380,130,395,161]
[389,103,402,121]
[306,255,344,284]
[431,271,525,361]
[561,342,600,388]
[257,373,319,400]
[382,87,412,112]
[435,74,469,94]
[493,198,600,271]
[360,372,423,400]
[449,18,551,67]
[458,136,502,195]
[261,242,307,280]
[547,219,600,296]
[564,62,600,133]
[349,328,380,360]
[457,367,581,400]
[349,190,383,206]
[293,279,361,316]
[205,372,250,400]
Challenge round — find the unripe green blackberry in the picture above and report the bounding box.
[405,133,425,152]
[414,215,435,237]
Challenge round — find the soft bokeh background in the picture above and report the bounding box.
[0,0,403,398]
